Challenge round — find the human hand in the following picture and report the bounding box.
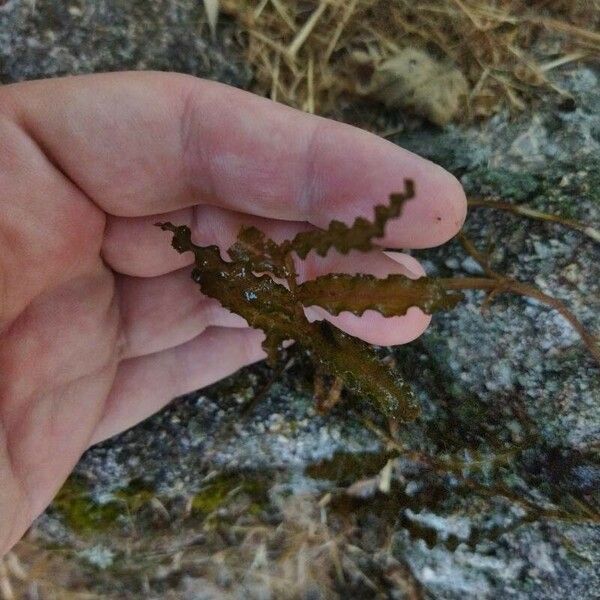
[0,72,466,554]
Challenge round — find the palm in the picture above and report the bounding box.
[0,72,465,554]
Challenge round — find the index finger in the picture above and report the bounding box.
[3,71,466,248]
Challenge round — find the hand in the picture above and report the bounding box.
[0,72,466,554]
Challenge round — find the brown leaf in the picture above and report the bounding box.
[297,273,463,317]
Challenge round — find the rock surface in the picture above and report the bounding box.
[1,2,598,599]
[0,0,250,85]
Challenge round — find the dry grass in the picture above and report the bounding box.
[198,495,346,599]
[1,545,103,600]
[179,493,421,599]
[5,490,418,599]
[219,0,600,120]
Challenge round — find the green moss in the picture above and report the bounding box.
[115,478,155,512]
[453,395,490,426]
[190,472,270,517]
[53,472,273,535]
[207,368,259,406]
[531,158,600,219]
[51,476,156,535]
[51,477,122,534]
[191,479,232,514]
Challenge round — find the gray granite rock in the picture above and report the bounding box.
[0,0,250,85]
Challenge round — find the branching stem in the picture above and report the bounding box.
[443,232,600,364]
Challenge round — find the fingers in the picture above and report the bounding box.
[0,264,119,409]
[0,115,105,326]
[91,327,266,444]
[7,71,466,249]
[103,209,196,277]
[116,241,430,361]
[101,202,434,279]
[0,358,117,556]
[102,204,307,277]
[116,268,247,359]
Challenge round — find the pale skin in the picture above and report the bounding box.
[0,72,467,555]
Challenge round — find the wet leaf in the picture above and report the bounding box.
[282,180,415,258]
[298,273,463,317]
[227,226,288,278]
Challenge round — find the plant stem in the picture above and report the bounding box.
[449,231,600,364]
[439,277,600,364]
[467,199,600,244]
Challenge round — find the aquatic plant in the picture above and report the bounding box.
[159,180,463,421]
[158,180,599,421]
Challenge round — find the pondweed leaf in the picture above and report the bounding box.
[297,273,463,317]
[158,180,463,421]
[284,180,415,259]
